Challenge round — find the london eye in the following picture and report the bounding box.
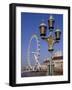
[27,34,41,71]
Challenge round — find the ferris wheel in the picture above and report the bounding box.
[27,34,41,70]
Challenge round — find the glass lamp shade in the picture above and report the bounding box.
[39,22,47,37]
[48,15,55,30]
[55,29,61,40]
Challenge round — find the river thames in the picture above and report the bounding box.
[21,71,48,77]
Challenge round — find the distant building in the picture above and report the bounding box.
[43,51,63,75]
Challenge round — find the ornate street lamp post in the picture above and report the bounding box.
[39,15,61,75]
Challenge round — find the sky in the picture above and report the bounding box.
[21,12,63,67]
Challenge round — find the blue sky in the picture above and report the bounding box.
[21,12,63,66]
